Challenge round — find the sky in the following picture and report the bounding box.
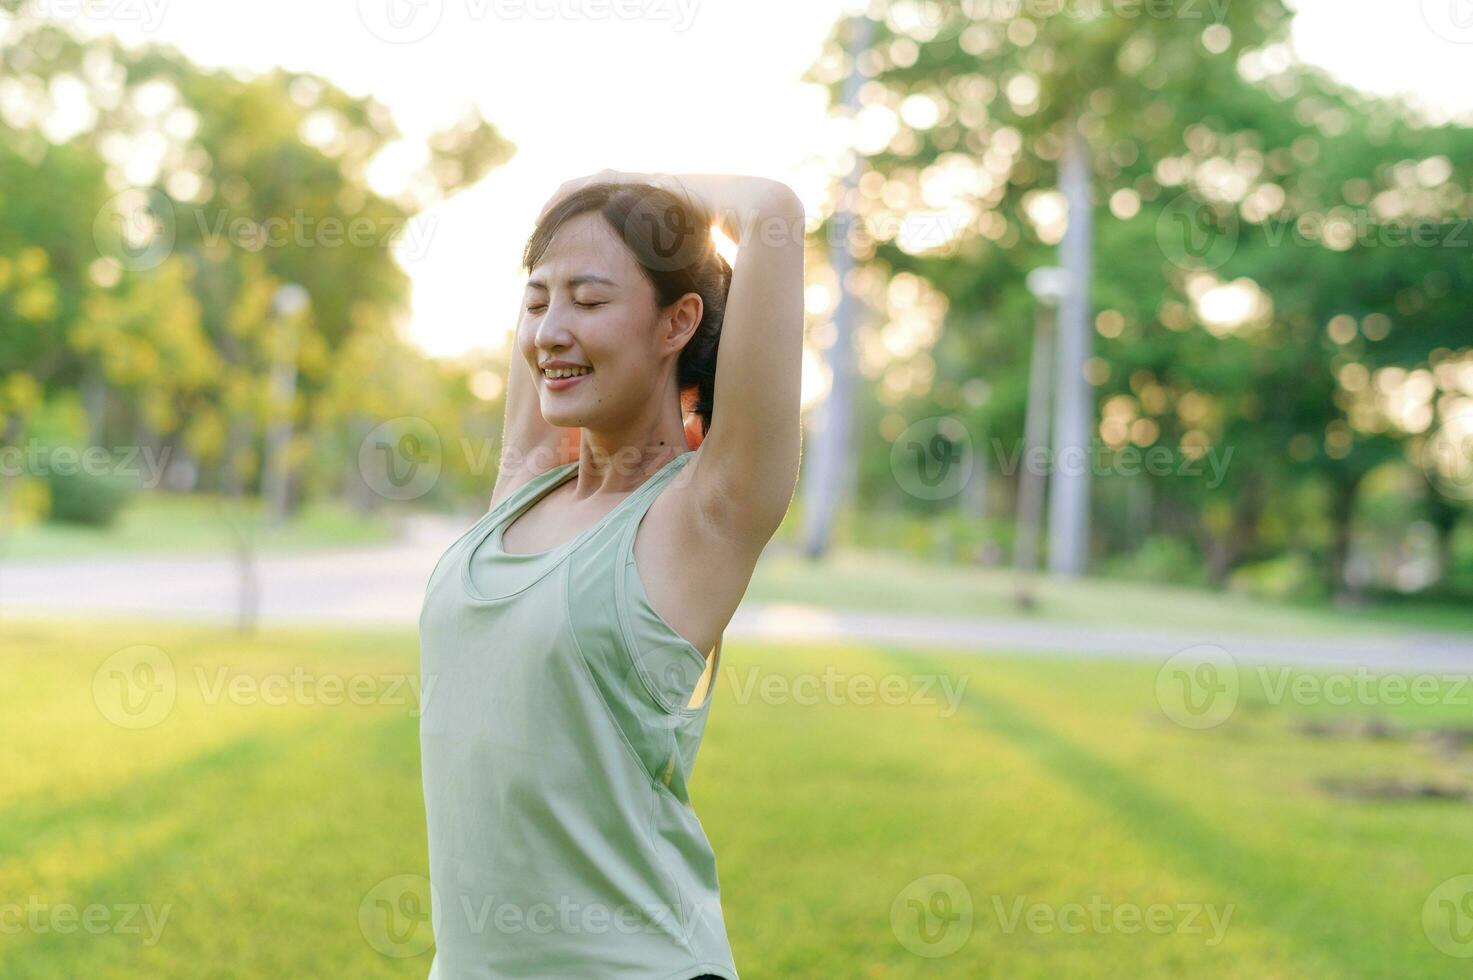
[37,0,1473,359]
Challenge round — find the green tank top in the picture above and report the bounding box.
[418,449,737,979]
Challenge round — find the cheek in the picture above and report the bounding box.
[579,315,633,366]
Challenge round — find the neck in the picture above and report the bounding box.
[572,414,689,497]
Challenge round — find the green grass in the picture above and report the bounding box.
[747,545,1473,638]
[4,619,1471,977]
[0,493,395,562]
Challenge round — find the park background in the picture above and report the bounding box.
[3,0,1473,976]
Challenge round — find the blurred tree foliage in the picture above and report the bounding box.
[0,12,517,517]
[804,0,1473,597]
[1,3,1469,606]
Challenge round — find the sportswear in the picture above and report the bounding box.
[418,450,737,979]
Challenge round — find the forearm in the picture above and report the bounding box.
[493,347,578,505]
[663,174,804,248]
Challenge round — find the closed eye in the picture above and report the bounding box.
[524,302,604,313]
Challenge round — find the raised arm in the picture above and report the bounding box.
[488,321,580,511]
[661,173,807,545]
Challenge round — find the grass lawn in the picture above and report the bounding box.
[3,618,1471,977]
[1,494,395,562]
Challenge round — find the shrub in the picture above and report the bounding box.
[44,466,135,527]
[1228,552,1327,602]
[1101,535,1209,588]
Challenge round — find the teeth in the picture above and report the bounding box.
[544,367,591,379]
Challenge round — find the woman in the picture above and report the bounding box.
[418,169,804,979]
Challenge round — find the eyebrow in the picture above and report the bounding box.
[525,274,617,291]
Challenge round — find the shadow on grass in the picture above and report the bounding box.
[0,712,423,979]
[895,650,1441,978]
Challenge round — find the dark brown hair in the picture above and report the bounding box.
[521,181,732,436]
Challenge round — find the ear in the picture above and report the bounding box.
[660,292,704,355]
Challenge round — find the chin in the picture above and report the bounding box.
[539,404,586,429]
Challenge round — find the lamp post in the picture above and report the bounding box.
[1048,125,1094,576]
[1015,267,1067,608]
[263,283,310,527]
[799,12,872,560]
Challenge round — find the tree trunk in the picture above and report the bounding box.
[346,414,378,517]
[1013,301,1055,606]
[1206,475,1263,588]
[0,413,29,609]
[1327,477,1361,603]
[1425,491,1462,589]
[82,365,108,447]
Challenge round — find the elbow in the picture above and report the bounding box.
[758,180,805,221]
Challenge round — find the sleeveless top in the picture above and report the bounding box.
[417,449,738,980]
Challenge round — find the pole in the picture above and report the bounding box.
[800,12,873,559]
[1047,123,1094,576]
[1014,299,1055,606]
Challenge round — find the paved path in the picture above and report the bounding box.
[3,516,1471,672]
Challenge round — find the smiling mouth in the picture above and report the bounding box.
[541,366,592,389]
[541,366,592,380]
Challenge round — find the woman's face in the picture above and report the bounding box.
[518,211,668,434]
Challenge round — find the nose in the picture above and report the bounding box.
[532,298,575,354]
